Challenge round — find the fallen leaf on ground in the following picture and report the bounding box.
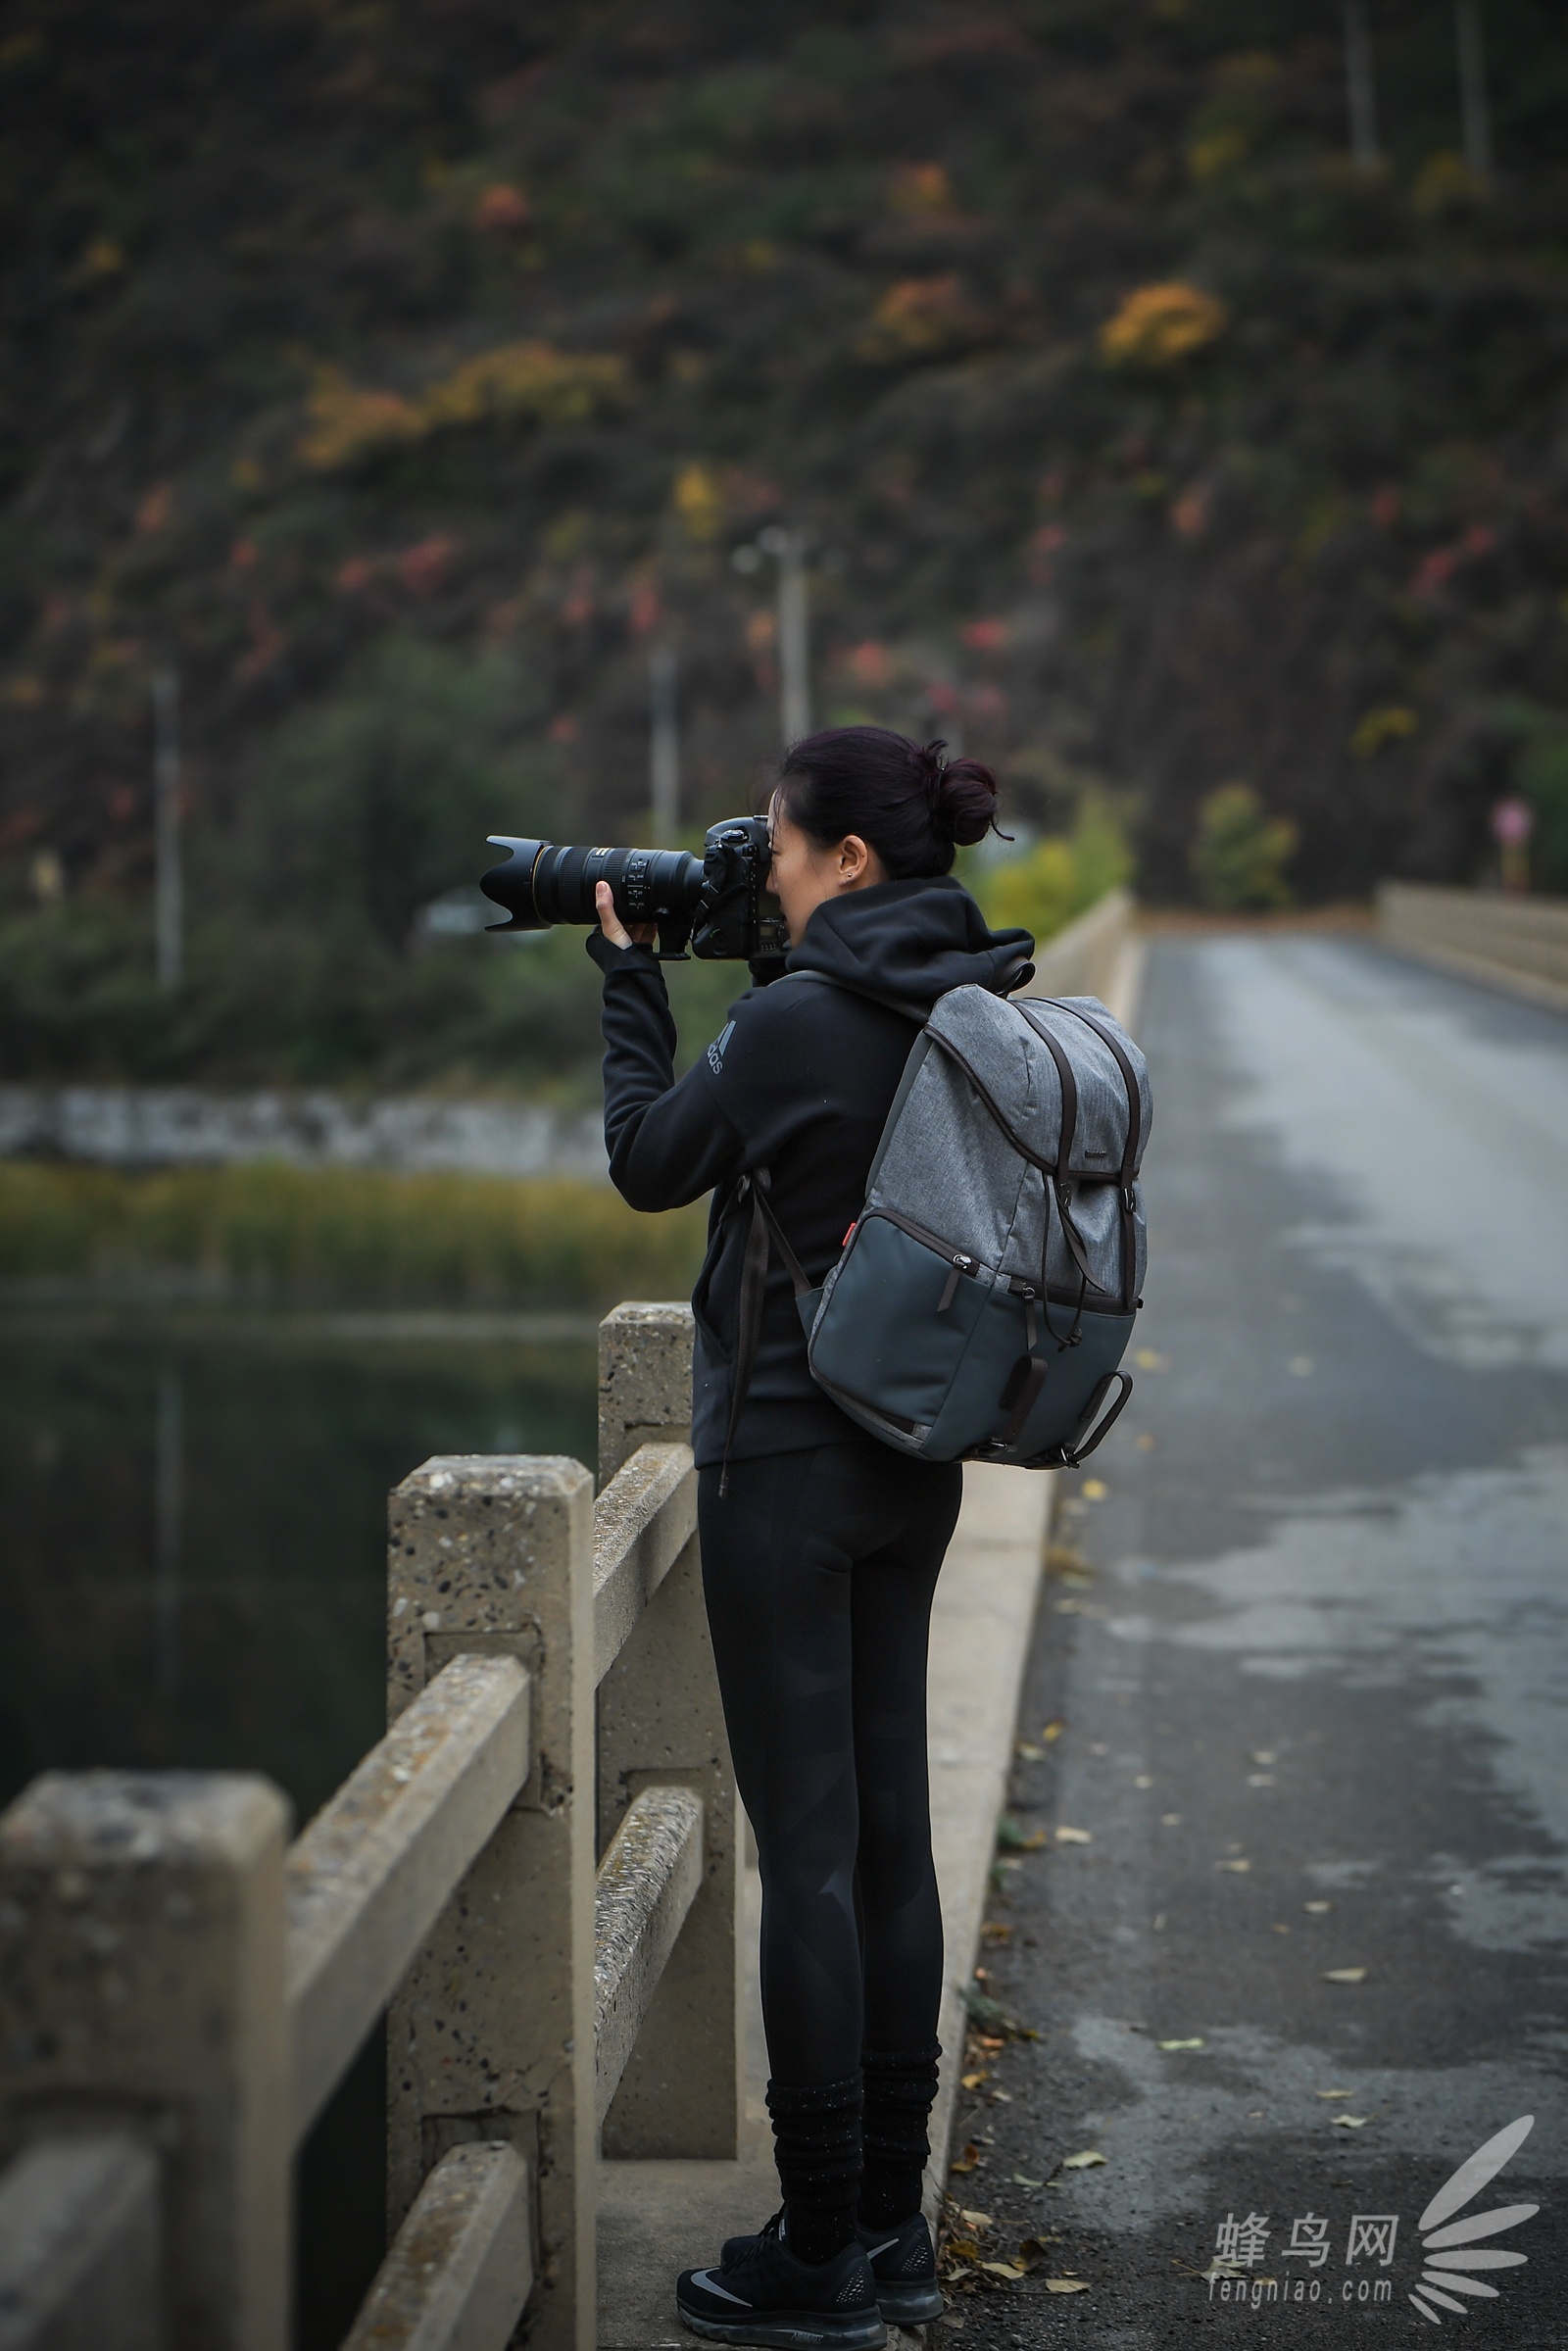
[1134,1773,1153,1788]
[950,2144,982,2175]
[1323,1967,1368,1984]
[957,2210,992,2229]
[1046,2278,1092,2294]
[1251,1749,1277,1765]
[1055,1825,1092,1844]
[1041,1719,1064,1742]
[1060,2150,1106,2170]
[1315,2088,1353,2100]
[1134,1348,1169,1370]
[965,1987,1040,2039]
[1158,2037,1206,2051]
[960,2072,987,2090]
[1303,1899,1333,1914]
[1081,1479,1107,1499]
[1215,1858,1251,1873]
[1333,2114,1371,2129]
[1012,2175,1045,2187]
[997,1816,1047,1851]
[1248,1773,1275,1787]
[948,2236,980,2261]
[978,2260,1026,2279]
[1161,1812,1182,1826]
[1014,1741,1046,1761]
[1044,1545,1087,1576]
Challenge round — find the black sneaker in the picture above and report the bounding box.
[677,2219,887,2348]
[856,2214,944,2327]
[715,2211,943,2330]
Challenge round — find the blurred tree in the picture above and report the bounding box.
[1191,786,1298,913]
[247,640,549,952]
[1512,716,1568,895]
[968,801,1131,946]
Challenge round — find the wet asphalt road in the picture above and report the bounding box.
[936,935,1568,2349]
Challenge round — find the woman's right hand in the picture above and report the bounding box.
[596,880,657,949]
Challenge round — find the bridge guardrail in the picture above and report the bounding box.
[0,1302,727,2351]
[1379,880,1568,1015]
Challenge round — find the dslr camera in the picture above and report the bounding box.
[481,816,790,969]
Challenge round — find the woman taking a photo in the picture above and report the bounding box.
[589,726,1033,2348]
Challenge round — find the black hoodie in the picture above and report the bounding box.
[587,875,1034,1468]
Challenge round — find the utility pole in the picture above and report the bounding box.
[153,666,182,991]
[758,525,811,747]
[649,643,679,845]
[1342,0,1381,169]
[155,1367,182,1703]
[1455,0,1493,181]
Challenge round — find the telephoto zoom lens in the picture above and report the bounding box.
[481,839,705,934]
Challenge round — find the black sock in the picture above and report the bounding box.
[858,2042,940,2228]
[766,2074,863,2265]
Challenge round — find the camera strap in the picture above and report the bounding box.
[719,1167,813,1496]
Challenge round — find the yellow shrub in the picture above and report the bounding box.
[420,342,628,430]
[299,372,421,469]
[1100,282,1228,369]
[299,343,630,469]
[968,804,1132,946]
[674,462,725,542]
[1350,705,1419,759]
[858,275,979,362]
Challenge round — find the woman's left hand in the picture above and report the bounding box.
[596,880,657,950]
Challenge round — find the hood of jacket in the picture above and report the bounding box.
[785,874,1034,1020]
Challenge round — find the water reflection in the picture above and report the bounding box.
[0,1313,598,2345]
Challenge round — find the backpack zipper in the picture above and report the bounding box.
[851,1205,977,1309]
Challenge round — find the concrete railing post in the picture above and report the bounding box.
[387,1455,596,2351]
[0,1772,291,2351]
[595,1306,744,2159]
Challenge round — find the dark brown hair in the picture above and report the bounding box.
[774,725,1004,878]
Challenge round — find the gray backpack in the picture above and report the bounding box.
[732,981,1150,1473]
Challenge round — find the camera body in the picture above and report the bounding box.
[481,815,790,967]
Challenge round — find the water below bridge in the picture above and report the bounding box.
[0,1310,598,2345]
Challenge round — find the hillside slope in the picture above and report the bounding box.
[2,0,1565,1079]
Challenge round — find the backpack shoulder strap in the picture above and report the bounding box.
[719,1167,814,1494]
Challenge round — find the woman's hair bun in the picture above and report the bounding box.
[776,724,1004,877]
[920,740,1001,848]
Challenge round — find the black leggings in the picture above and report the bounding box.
[699,1441,964,2089]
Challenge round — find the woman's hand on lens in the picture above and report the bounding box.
[595,881,656,950]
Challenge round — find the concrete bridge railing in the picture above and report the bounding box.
[1379,880,1568,1015]
[0,1303,732,2351]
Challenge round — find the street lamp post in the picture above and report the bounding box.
[649,643,679,845]
[153,665,182,993]
[1455,0,1493,183]
[736,526,812,749]
[1341,0,1380,169]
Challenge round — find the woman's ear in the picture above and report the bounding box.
[837,833,872,886]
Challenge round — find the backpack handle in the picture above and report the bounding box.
[1060,1371,1134,1465]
